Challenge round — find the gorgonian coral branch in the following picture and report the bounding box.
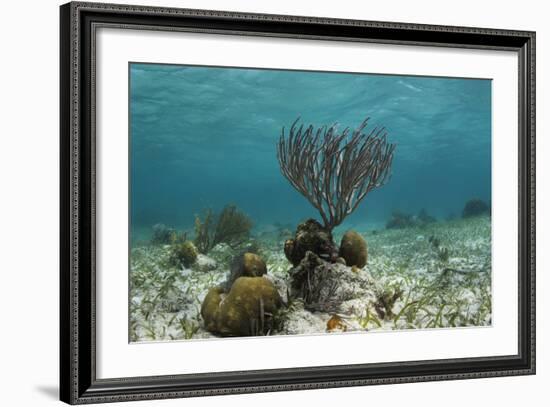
[277,117,395,231]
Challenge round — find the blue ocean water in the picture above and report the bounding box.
[129,63,491,243]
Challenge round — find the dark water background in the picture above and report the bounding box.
[129,63,491,243]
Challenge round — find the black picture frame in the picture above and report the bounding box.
[60,1,536,404]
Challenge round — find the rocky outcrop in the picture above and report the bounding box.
[288,251,377,313]
[283,219,339,266]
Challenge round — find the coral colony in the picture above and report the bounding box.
[277,117,395,232]
[129,118,492,341]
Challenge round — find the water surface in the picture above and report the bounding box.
[129,63,491,243]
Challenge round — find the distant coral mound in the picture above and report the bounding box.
[462,198,490,218]
[385,208,438,230]
[194,205,253,254]
[169,240,198,268]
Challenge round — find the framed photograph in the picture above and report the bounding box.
[60,1,536,404]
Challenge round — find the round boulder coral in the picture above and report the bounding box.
[339,230,368,268]
[242,253,267,277]
[201,287,224,333]
[225,252,267,290]
[201,277,283,336]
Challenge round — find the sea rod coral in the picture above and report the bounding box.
[276,117,395,309]
[277,117,395,268]
[277,117,395,232]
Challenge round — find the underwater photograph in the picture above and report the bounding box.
[129,63,492,342]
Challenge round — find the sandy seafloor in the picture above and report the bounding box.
[129,216,491,342]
